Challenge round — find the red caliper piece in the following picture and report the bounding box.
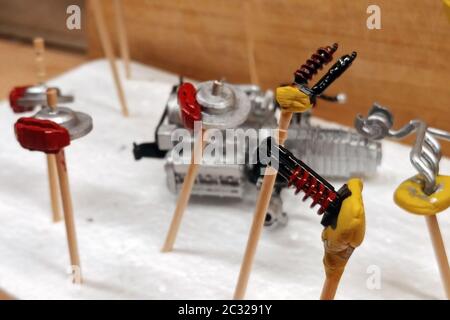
[14,117,70,154]
[177,82,202,130]
[9,86,34,113]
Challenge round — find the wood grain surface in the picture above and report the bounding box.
[0,0,86,50]
[0,39,86,99]
[86,0,450,154]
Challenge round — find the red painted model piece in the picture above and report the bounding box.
[177,82,202,130]
[14,117,70,154]
[9,86,34,113]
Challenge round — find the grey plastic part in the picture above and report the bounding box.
[34,106,93,140]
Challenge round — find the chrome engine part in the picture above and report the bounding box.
[133,80,382,228]
[165,151,246,198]
[16,84,73,108]
[195,80,252,130]
[161,82,274,198]
[157,83,276,152]
[356,103,450,194]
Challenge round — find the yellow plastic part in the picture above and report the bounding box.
[322,178,366,276]
[444,0,450,22]
[275,85,312,113]
[394,175,450,216]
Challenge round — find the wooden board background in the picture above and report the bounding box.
[0,0,86,50]
[0,40,86,99]
[87,0,450,154]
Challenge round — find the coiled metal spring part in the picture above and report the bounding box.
[261,137,351,228]
[355,103,450,194]
[294,43,338,85]
[288,166,339,215]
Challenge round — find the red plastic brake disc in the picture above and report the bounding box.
[177,82,202,130]
[9,86,34,113]
[14,117,70,154]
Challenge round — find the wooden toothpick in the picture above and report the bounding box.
[33,37,46,84]
[234,111,292,299]
[425,215,450,299]
[113,0,131,78]
[47,89,82,283]
[34,37,62,223]
[394,174,450,299]
[162,129,205,252]
[320,256,346,300]
[91,0,130,117]
[46,154,62,223]
[321,278,341,300]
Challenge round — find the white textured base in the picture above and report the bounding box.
[0,60,448,299]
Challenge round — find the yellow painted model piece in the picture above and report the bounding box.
[394,174,450,216]
[444,0,450,22]
[322,178,365,276]
[275,85,313,113]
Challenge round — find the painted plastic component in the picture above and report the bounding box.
[14,117,70,153]
[322,178,365,251]
[8,84,74,114]
[394,174,450,216]
[177,82,202,130]
[308,52,357,97]
[276,86,312,113]
[291,42,357,106]
[259,137,351,228]
[9,86,34,113]
[294,43,338,85]
[321,178,365,287]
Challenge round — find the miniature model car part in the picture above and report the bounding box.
[356,103,450,299]
[134,82,380,229]
[355,103,450,194]
[177,82,202,130]
[9,84,74,113]
[285,112,381,179]
[15,118,70,154]
[294,43,338,85]
[260,137,351,228]
[13,89,92,284]
[292,43,357,105]
[134,46,378,230]
[234,44,358,300]
[34,105,93,140]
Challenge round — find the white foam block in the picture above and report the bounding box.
[0,60,448,299]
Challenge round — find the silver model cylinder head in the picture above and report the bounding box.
[285,124,381,179]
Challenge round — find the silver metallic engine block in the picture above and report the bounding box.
[165,155,246,198]
[134,81,381,228]
[161,83,276,199]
